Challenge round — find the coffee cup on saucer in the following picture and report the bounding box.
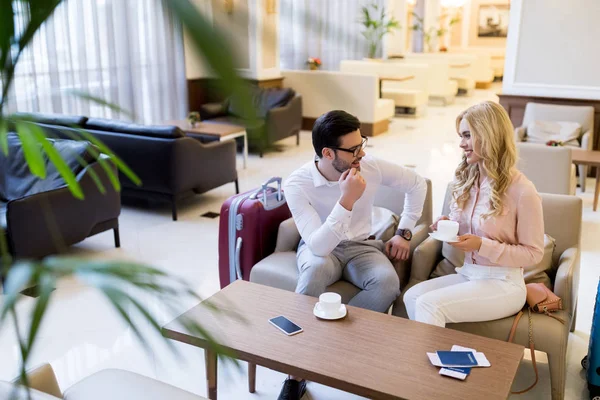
[313,292,347,320]
[429,220,460,242]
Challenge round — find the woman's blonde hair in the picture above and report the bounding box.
[453,101,517,218]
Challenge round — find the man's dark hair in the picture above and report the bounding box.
[312,110,361,158]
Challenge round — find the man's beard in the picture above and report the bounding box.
[332,155,359,173]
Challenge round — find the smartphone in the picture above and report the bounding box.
[269,315,303,336]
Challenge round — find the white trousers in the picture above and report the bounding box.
[403,264,526,327]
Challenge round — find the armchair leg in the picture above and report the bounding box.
[579,165,587,192]
[248,362,256,393]
[570,307,577,333]
[171,198,178,221]
[548,351,567,400]
[113,227,121,248]
[296,132,300,146]
[234,179,240,194]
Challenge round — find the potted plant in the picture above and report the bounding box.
[0,1,256,397]
[188,111,201,127]
[359,3,400,59]
[307,57,322,70]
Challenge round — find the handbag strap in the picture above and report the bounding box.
[508,308,539,394]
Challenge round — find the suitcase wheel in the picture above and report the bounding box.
[591,384,600,400]
[584,355,589,370]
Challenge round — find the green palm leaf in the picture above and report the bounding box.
[15,123,46,179]
[21,122,84,199]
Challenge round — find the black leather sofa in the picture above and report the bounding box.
[199,87,302,157]
[23,113,239,221]
[1,132,121,259]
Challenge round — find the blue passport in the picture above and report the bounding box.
[436,351,478,367]
[445,366,472,374]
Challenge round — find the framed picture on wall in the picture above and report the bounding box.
[477,4,510,37]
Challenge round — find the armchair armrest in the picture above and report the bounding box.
[515,126,526,142]
[274,218,301,253]
[266,95,302,143]
[392,222,430,289]
[172,138,237,193]
[408,237,443,286]
[7,160,120,258]
[553,247,580,317]
[582,129,592,150]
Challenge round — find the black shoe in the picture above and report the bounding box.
[277,378,307,400]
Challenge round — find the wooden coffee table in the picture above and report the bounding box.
[162,281,524,400]
[165,120,248,169]
[572,148,600,211]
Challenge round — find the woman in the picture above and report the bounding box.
[403,101,544,327]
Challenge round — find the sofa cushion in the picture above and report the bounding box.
[13,112,88,127]
[199,102,229,120]
[371,207,399,242]
[85,118,185,139]
[64,369,206,400]
[0,133,96,201]
[228,88,296,119]
[249,251,361,303]
[524,234,555,288]
[526,120,581,145]
[250,251,299,292]
[431,234,554,288]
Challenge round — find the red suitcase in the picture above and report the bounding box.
[218,177,292,288]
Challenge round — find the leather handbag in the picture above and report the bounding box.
[526,282,563,314]
[508,283,565,394]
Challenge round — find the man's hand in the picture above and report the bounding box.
[385,235,411,261]
[449,234,482,252]
[430,215,449,231]
[339,168,366,211]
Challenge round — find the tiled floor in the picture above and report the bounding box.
[1,86,598,399]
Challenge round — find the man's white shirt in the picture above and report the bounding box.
[283,155,427,257]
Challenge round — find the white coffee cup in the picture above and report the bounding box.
[317,292,342,315]
[437,220,459,239]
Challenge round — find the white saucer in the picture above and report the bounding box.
[313,303,347,320]
[429,232,460,243]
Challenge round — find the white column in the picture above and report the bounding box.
[383,0,409,58]
[412,0,441,52]
[184,0,281,81]
[424,0,442,52]
[240,0,281,80]
[411,0,425,52]
[184,0,214,79]
[460,0,471,48]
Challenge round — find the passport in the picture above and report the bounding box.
[436,351,478,367]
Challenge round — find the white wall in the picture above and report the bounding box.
[503,0,600,100]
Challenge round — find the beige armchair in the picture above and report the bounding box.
[250,179,433,303]
[1,363,207,400]
[515,102,595,191]
[517,142,577,195]
[397,188,582,400]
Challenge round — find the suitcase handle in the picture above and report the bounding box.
[250,177,283,203]
[235,237,243,280]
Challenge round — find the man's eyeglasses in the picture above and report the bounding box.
[329,136,368,158]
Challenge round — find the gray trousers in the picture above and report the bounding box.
[295,240,400,313]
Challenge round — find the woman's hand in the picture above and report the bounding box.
[450,234,482,252]
[430,215,449,231]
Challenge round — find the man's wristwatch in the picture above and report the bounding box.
[395,228,412,241]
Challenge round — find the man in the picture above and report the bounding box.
[278,110,427,400]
